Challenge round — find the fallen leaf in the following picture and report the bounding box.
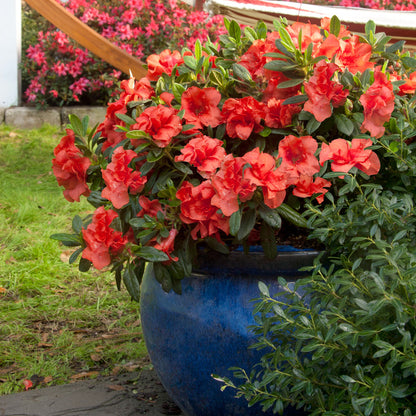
[43,376,53,384]
[70,371,100,380]
[111,366,121,376]
[0,287,6,294]
[23,379,33,390]
[107,384,125,391]
[37,343,53,348]
[90,353,102,362]
[60,252,71,263]
[5,256,16,264]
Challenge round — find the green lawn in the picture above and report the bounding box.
[0,124,147,395]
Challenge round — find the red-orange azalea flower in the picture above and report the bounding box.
[175,135,226,178]
[304,60,349,122]
[180,86,223,130]
[101,147,147,209]
[176,181,230,240]
[319,138,380,176]
[278,135,320,183]
[146,49,184,81]
[82,207,128,270]
[222,96,266,140]
[359,68,395,138]
[211,155,256,216]
[52,129,91,202]
[133,104,182,148]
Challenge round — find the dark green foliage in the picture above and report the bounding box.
[216,21,416,412]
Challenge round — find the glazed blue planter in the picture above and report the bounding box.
[140,247,318,416]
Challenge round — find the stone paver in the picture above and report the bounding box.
[0,369,183,416]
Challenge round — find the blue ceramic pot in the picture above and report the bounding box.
[140,247,319,416]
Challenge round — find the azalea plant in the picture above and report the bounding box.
[52,15,416,301]
[21,0,226,107]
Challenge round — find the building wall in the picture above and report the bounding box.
[0,0,21,107]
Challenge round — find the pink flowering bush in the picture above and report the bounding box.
[21,0,226,107]
[52,17,416,299]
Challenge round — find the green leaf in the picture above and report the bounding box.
[81,116,89,136]
[283,95,307,105]
[258,204,282,228]
[154,262,173,293]
[386,40,406,54]
[276,204,307,228]
[50,233,81,247]
[232,63,252,82]
[277,78,304,89]
[229,209,242,236]
[173,161,193,175]
[123,262,141,302]
[136,246,170,262]
[72,215,83,234]
[340,375,356,383]
[115,112,137,126]
[237,209,257,241]
[126,130,150,139]
[147,149,164,163]
[401,56,416,69]
[365,20,376,37]
[68,114,84,136]
[329,15,341,37]
[306,117,321,134]
[244,26,258,41]
[69,247,83,264]
[78,257,91,272]
[205,237,230,254]
[258,281,270,296]
[260,223,277,259]
[264,60,298,73]
[229,20,241,41]
[259,127,271,138]
[194,39,202,60]
[183,55,197,70]
[335,114,354,136]
[278,26,295,52]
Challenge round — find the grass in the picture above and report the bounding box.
[0,123,147,395]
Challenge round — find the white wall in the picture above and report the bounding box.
[0,0,21,107]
